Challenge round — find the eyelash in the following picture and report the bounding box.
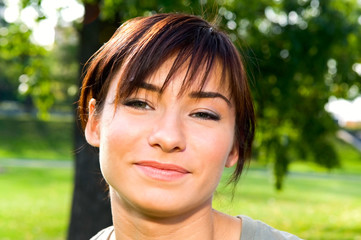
[123,99,153,110]
[190,111,220,121]
[123,99,220,121]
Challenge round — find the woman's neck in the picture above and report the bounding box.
[109,191,241,240]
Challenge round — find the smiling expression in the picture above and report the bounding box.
[85,57,239,218]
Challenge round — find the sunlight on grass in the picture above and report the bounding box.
[1,117,360,239]
[1,166,360,239]
[0,167,73,239]
[214,168,361,240]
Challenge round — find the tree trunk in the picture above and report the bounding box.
[67,3,112,239]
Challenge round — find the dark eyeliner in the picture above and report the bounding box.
[123,99,151,110]
[191,111,221,121]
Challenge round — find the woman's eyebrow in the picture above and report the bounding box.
[139,82,161,92]
[139,82,232,106]
[189,91,232,106]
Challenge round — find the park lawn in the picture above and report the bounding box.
[0,116,74,161]
[0,165,360,240]
[215,168,361,240]
[0,167,73,240]
[0,116,360,239]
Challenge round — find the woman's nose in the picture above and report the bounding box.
[147,111,186,153]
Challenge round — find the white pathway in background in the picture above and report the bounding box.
[0,159,72,168]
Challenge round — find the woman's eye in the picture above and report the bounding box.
[191,111,220,121]
[123,99,152,110]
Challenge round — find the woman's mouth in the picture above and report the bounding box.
[134,161,190,181]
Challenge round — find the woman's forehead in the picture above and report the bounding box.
[106,54,232,104]
[144,56,230,94]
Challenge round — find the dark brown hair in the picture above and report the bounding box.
[78,13,255,184]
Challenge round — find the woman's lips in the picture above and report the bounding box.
[134,161,190,181]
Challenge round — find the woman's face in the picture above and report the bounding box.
[85,58,239,218]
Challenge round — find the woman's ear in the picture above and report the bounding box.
[225,142,239,168]
[85,98,100,147]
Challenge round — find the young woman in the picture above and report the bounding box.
[78,13,301,240]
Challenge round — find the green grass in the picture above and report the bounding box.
[0,117,360,239]
[215,168,361,240]
[1,166,360,240]
[0,116,74,160]
[0,167,73,240]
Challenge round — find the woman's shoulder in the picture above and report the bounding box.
[90,226,114,240]
[238,215,303,240]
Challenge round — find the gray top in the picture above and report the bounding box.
[90,215,303,240]
[238,215,302,240]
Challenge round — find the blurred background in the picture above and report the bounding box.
[0,0,360,239]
